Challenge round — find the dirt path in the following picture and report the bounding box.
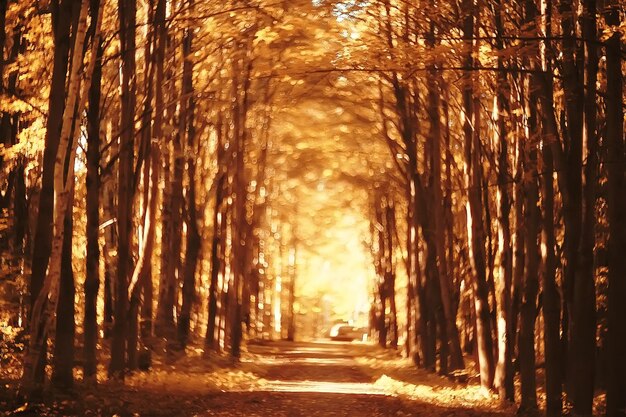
[199,341,398,416]
[1,340,514,416]
[196,340,508,417]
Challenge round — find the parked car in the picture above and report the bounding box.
[329,324,367,341]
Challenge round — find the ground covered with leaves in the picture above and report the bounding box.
[1,339,517,416]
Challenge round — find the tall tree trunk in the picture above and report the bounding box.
[225,44,254,357]
[102,182,116,339]
[229,56,246,359]
[83,0,102,381]
[405,193,414,358]
[150,0,170,342]
[127,0,157,370]
[462,2,494,388]
[416,190,437,370]
[571,0,599,414]
[374,199,388,348]
[604,2,626,416]
[21,0,91,396]
[510,136,525,390]
[178,15,200,347]
[286,243,297,342]
[426,46,464,371]
[205,165,226,350]
[25,0,74,392]
[492,0,514,401]
[542,141,561,416]
[519,99,540,410]
[165,83,185,345]
[443,86,458,368]
[154,0,177,342]
[385,200,398,348]
[531,1,563,413]
[110,0,137,379]
[52,184,75,389]
[217,190,231,351]
[558,0,584,397]
[131,141,159,370]
[127,122,158,370]
[156,145,174,337]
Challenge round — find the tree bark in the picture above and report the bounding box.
[126,0,158,370]
[22,0,94,396]
[492,0,514,401]
[25,0,74,391]
[542,140,562,416]
[51,184,75,389]
[178,15,200,347]
[604,2,626,416]
[462,3,494,388]
[83,0,102,382]
[519,115,540,411]
[558,0,584,397]
[571,0,599,414]
[385,199,398,348]
[102,183,116,340]
[205,160,226,350]
[426,50,464,372]
[110,0,137,379]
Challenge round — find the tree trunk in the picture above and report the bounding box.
[83,0,102,381]
[510,135,525,392]
[519,119,540,411]
[558,0,584,397]
[25,0,74,392]
[405,195,414,357]
[156,143,175,337]
[385,200,398,348]
[542,141,562,416]
[178,17,200,348]
[126,0,159,370]
[230,56,247,359]
[223,43,254,356]
[206,169,225,350]
[461,1,494,389]
[52,185,75,389]
[153,0,177,341]
[21,0,90,396]
[110,0,137,379]
[102,183,116,339]
[375,200,388,348]
[571,0,599,413]
[492,0,514,400]
[127,130,159,370]
[427,51,464,371]
[287,243,297,342]
[165,103,185,344]
[604,2,626,416]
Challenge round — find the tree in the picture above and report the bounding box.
[109,0,137,379]
[84,0,103,382]
[22,0,98,395]
[604,1,626,416]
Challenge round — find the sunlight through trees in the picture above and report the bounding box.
[0,0,624,416]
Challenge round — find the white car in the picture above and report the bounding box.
[329,324,367,341]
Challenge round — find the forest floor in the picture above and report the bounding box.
[0,339,516,417]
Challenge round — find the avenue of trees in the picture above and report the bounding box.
[361,1,625,416]
[0,0,624,417]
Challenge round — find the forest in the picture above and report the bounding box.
[0,0,624,416]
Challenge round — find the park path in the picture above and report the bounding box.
[199,340,404,416]
[0,339,514,416]
[197,340,506,417]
